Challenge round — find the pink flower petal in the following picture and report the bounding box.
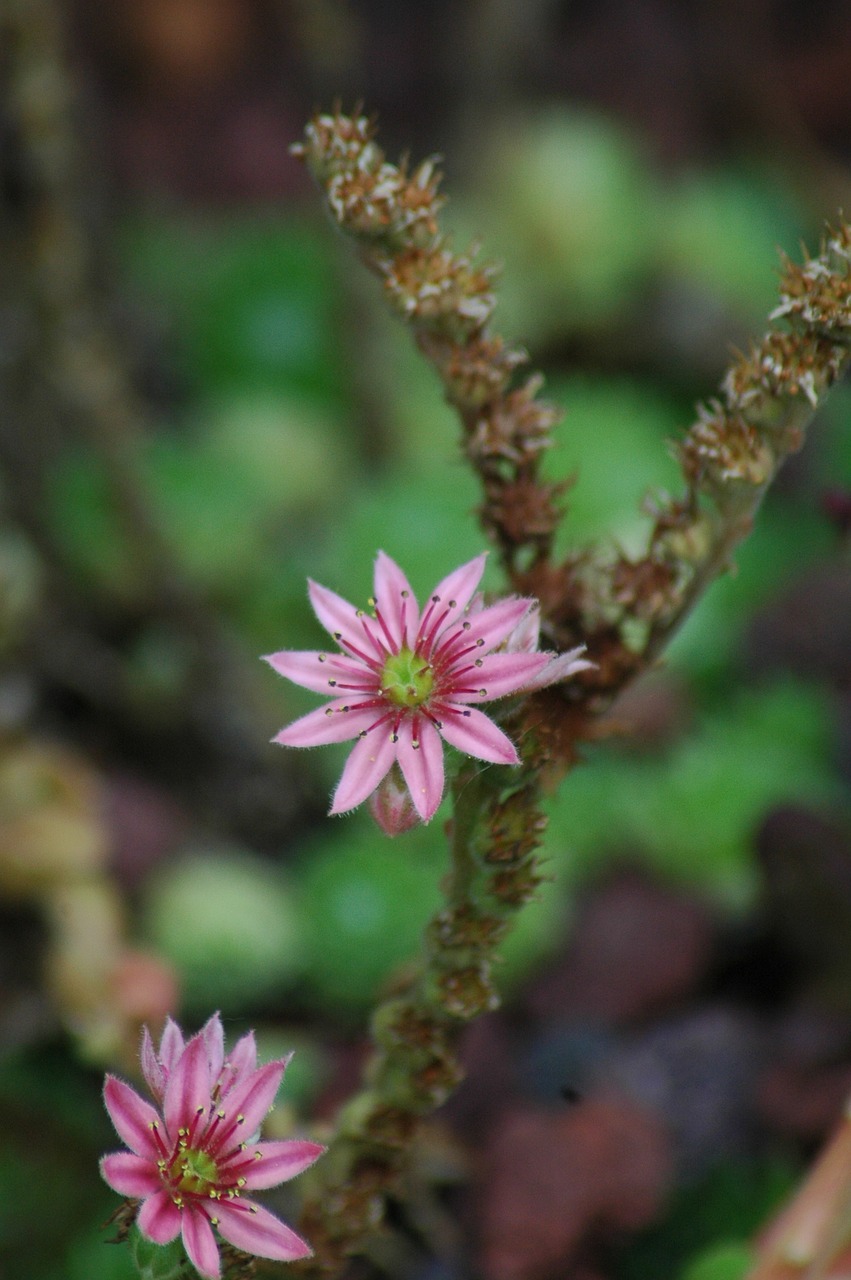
[395,717,445,821]
[209,1061,287,1153]
[329,727,397,815]
[307,580,361,644]
[220,1030,257,1096]
[202,1013,225,1083]
[425,554,487,636]
[274,700,379,747]
[229,1139,326,1190]
[504,605,541,653]
[521,646,594,691]
[182,1207,221,1280]
[158,1016,185,1073]
[263,651,374,696]
[137,1189,182,1245]
[373,551,417,648]
[449,651,550,703]
[213,1201,312,1263]
[164,1032,212,1140]
[100,1151,161,1198]
[435,597,531,665]
[103,1076,161,1159]
[437,705,520,765]
[461,596,535,650]
[141,1026,165,1100]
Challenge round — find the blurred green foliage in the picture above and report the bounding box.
[544,680,842,908]
[618,1158,795,1280]
[142,846,303,1012]
[119,216,345,408]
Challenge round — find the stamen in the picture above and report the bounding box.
[324,697,389,718]
[335,633,384,672]
[148,1121,170,1161]
[371,604,398,653]
[434,626,487,667]
[416,596,440,640]
[359,612,390,661]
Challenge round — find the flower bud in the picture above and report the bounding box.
[369,766,419,836]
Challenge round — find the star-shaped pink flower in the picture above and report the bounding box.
[265,552,590,827]
[100,1014,324,1280]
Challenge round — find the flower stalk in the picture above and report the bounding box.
[293,748,550,1276]
[290,107,851,1277]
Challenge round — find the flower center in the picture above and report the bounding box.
[380,647,434,708]
[172,1146,219,1197]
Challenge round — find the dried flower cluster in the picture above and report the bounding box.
[294,109,566,572]
[623,221,851,664]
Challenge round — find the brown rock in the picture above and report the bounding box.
[758,1059,851,1141]
[476,1096,672,1280]
[527,870,714,1025]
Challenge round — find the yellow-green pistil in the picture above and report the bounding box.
[172,1146,219,1196]
[380,648,434,708]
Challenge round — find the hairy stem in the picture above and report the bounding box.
[292,107,851,1275]
[294,748,551,1276]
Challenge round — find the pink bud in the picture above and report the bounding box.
[369,767,420,836]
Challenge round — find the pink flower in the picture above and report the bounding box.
[100,1013,324,1280]
[264,552,590,826]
